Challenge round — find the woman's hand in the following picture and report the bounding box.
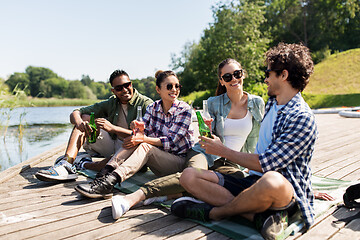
[198,134,225,156]
[122,134,145,149]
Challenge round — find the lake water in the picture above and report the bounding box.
[0,106,83,172]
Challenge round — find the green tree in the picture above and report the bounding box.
[66,80,96,99]
[89,81,112,99]
[5,72,30,95]
[172,0,270,96]
[264,0,360,57]
[39,77,69,98]
[132,77,157,100]
[81,74,94,86]
[25,66,58,97]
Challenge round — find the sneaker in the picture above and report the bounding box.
[171,196,213,222]
[73,153,93,170]
[74,173,118,199]
[254,210,288,240]
[343,192,360,208]
[112,195,130,219]
[35,160,77,182]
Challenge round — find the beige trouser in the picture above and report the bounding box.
[83,129,123,159]
[107,143,186,182]
[140,149,245,198]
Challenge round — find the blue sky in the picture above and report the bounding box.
[0,0,218,82]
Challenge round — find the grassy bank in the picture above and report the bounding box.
[0,95,99,108]
[303,93,360,109]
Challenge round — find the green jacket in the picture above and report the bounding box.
[77,89,153,139]
[192,92,265,167]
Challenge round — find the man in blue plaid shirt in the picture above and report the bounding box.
[171,43,317,240]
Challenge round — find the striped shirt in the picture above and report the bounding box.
[143,99,194,156]
[258,92,318,229]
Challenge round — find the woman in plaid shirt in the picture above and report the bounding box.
[75,71,195,207]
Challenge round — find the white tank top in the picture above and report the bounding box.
[223,110,253,151]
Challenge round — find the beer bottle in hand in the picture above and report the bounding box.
[88,112,97,143]
[196,111,213,138]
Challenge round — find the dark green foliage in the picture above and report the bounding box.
[171,0,270,96]
[132,77,158,101]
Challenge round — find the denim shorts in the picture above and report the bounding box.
[215,172,261,196]
[215,172,298,215]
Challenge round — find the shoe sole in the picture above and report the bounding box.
[74,185,113,199]
[35,172,78,182]
[173,196,205,204]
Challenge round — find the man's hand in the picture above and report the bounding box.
[199,134,225,156]
[314,191,335,201]
[95,118,114,132]
[75,120,92,136]
[122,135,144,149]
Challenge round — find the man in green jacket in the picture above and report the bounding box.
[35,70,153,182]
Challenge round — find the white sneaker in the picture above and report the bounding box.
[112,195,130,220]
[35,160,77,182]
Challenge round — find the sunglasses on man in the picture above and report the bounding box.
[166,83,182,91]
[221,69,243,82]
[112,82,132,92]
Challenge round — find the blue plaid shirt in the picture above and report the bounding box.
[258,92,318,228]
[143,99,194,156]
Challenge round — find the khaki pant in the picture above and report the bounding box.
[107,143,186,182]
[83,129,123,159]
[140,149,245,198]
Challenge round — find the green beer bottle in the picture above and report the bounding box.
[88,112,97,143]
[196,111,213,138]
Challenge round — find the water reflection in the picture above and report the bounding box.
[0,106,80,172]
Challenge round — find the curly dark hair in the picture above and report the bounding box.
[265,42,314,92]
[154,70,178,88]
[109,70,130,85]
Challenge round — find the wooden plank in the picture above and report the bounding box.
[295,207,360,240]
[332,217,360,239]
[0,143,66,184]
[61,209,171,240]
[101,214,182,240]
[132,220,199,240]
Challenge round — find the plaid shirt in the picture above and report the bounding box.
[258,92,318,228]
[143,99,194,156]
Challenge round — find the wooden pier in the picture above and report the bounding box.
[0,113,359,239]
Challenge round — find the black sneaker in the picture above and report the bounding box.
[343,192,360,208]
[254,210,288,240]
[171,196,213,222]
[74,173,118,199]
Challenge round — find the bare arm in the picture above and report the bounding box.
[199,135,263,172]
[95,118,132,138]
[70,110,91,136]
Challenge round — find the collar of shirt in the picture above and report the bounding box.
[155,99,180,115]
[127,88,140,106]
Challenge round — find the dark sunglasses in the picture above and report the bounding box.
[221,69,243,82]
[112,82,132,92]
[264,69,273,78]
[265,69,282,78]
[166,83,182,91]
